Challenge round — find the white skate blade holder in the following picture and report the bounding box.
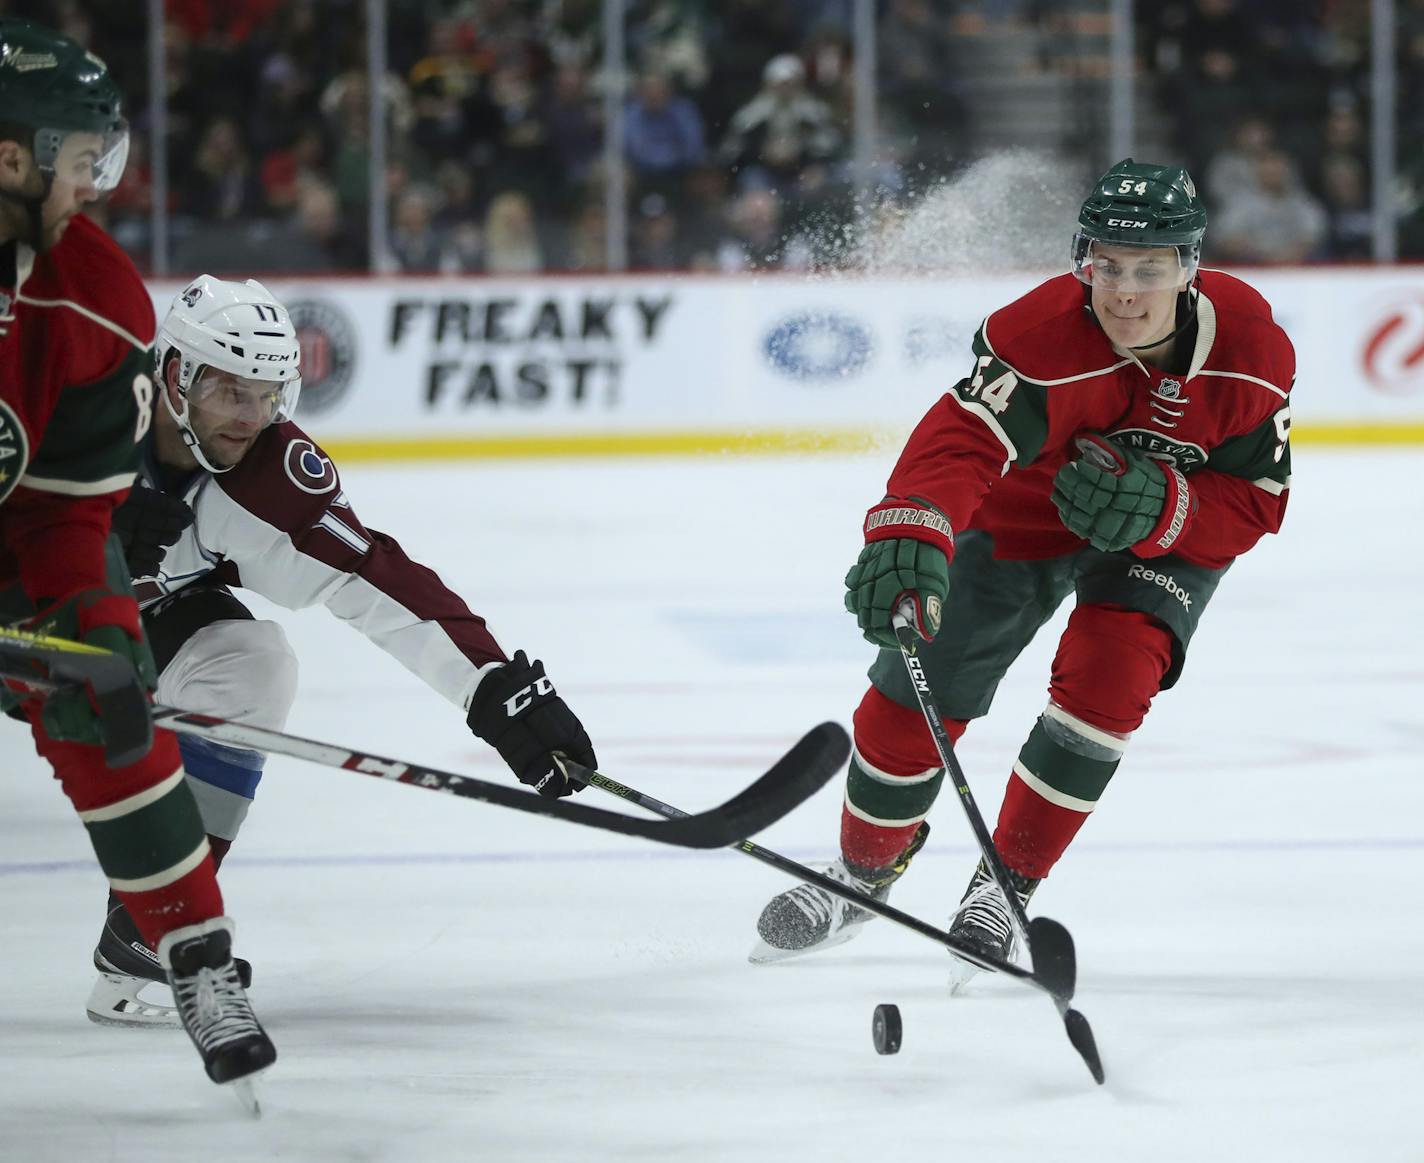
[85,969,181,1029]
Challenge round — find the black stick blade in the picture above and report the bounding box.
[709,721,850,841]
[1026,916,1078,1005]
[1063,1007,1106,1085]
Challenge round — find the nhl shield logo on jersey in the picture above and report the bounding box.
[0,400,30,506]
[1156,378,1183,399]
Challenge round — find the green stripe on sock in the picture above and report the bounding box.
[846,757,944,824]
[1018,720,1119,804]
[85,779,207,883]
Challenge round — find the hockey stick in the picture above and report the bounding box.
[890,605,1103,1082]
[0,627,849,850]
[572,764,1105,1085]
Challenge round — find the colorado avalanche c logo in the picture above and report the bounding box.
[283,438,338,495]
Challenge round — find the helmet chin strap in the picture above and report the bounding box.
[1129,280,1200,353]
[160,364,236,474]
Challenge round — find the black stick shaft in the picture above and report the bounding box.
[572,767,1047,989]
[891,617,1034,948]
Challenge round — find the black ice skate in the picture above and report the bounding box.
[946,858,1039,993]
[87,893,252,1028]
[749,822,929,964]
[159,917,276,1106]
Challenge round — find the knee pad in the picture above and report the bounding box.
[852,685,960,777]
[156,618,298,732]
[1049,604,1172,736]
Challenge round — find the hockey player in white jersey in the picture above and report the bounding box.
[87,275,598,1026]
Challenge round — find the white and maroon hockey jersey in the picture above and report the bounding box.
[134,422,507,710]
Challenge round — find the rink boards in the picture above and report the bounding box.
[147,268,1424,459]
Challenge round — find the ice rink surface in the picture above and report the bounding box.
[2,446,1421,1162]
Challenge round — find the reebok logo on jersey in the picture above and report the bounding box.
[1127,565,1192,609]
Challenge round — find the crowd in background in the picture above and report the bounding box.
[11,0,1423,274]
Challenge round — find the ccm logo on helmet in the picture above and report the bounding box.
[253,352,294,361]
[1107,218,1149,228]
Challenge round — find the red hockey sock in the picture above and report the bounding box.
[115,859,225,950]
[36,726,226,947]
[840,686,965,869]
[992,605,1172,880]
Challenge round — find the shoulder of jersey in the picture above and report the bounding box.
[214,420,343,529]
[39,214,156,348]
[1197,268,1295,391]
[981,272,1120,384]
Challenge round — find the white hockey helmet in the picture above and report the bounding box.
[155,275,303,473]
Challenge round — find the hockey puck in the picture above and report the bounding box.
[872,1003,902,1055]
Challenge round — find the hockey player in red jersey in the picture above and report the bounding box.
[86,273,599,1025]
[752,159,1294,977]
[0,19,275,1089]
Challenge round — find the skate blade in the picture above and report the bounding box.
[747,926,861,965]
[227,1071,268,1119]
[85,971,180,1028]
[946,954,984,996]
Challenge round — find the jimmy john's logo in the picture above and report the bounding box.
[0,400,30,505]
[1108,428,1206,469]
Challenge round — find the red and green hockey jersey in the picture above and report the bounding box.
[888,270,1294,569]
[0,215,155,602]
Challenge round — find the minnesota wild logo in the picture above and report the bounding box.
[0,400,30,505]
[1108,427,1207,468]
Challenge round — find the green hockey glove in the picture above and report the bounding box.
[1051,434,1195,556]
[844,498,953,649]
[26,588,157,750]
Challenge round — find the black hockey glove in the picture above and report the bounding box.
[466,651,597,799]
[111,485,194,577]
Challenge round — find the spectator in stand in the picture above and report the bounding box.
[182,116,258,222]
[407,17,490,165]
[390,186,449,273]
[1318,154,1373,260]
[248,180,366,272]
[259,123,327,216]
[630,192,684,270]
[1214,149,1327,263]
[1148,0,1267,176]
[561,199,608,272]
[878,0,968,179]
[624,69,706,197]
[1204,115,1275,203]
[1309,104,1368,201]
[484,59,559,206]
[483,191,544,273]
[715,187,813,271]
[681,163,735,269]
[717,54,840,196]
[544,62,603,194]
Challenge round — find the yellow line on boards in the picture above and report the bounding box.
[317,423,1424,463]
[320,429,896,461]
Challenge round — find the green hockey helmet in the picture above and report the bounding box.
[0,18,129,192]
[1072,159,1206,292]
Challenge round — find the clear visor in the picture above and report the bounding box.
[189,368,300,429]
[1071,233,1198,293]
[36,122,131,192]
